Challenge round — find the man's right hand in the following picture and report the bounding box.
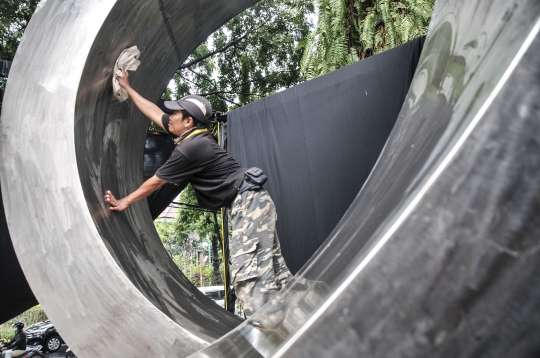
[116,67,131,91]
[104,190,130,212]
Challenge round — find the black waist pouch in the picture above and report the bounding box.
[239,167,268,194]
[245,167,268,185]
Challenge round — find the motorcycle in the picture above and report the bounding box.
[1,345,44,358]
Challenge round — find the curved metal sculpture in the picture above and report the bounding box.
[0,0,257,356]
[1,0,539,357]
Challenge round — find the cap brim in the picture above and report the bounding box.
[163,100,184,111]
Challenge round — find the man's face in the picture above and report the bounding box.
[169,110,194,136]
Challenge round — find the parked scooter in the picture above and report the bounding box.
[65,347,77,358]
[1,345,44,358]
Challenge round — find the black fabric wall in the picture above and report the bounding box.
[228,37,425,274]
[143,131,187,219]
[0,60,11,78]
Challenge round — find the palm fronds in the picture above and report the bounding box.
[302,0,434,79]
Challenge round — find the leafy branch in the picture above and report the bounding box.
[177,17,272,71]
[184,69,242,107]
[178,33,248,71]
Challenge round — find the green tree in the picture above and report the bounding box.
[302,0,434,79]
[0,305,47,340]
[155,213,218,285]
[172,185,224,286]
[0,0,39,61]
[155,221,183,257]
[0,0,39,102]
[172,0,315,111]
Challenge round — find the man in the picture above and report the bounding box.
[1,322,26,357]
[105,68,292,317]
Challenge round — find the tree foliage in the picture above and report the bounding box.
[172,0,315,111]
[0,305,47,340]
[0,0,39,61]
[174,185,215,242]
[174,184,225,285]
[155,214,220,286]
[301,0,434,79]
[153,185,225,286]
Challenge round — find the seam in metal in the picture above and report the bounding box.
[157,0,182,61]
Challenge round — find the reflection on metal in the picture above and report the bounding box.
[1,0,258,357]
[1,0,539,357]
[200,1,540,357]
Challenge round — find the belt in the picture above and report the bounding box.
[238,178,263,194]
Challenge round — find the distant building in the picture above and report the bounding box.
[155,195,180,222]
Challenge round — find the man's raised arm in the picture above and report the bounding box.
[116,67,166,131]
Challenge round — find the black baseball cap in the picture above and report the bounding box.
[164,95,213,124]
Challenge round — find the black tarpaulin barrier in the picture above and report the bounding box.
[143,131,187,220]
[228,36,425,274]
[143,131,174,179]
[0,182,38,324]
[0,60,11,78]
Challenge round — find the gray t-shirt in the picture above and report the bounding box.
[155,114,245,210]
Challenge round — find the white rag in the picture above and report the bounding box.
[112,45,141,102]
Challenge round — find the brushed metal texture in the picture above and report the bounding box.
[2,0,539,357]
[1,0,258,356]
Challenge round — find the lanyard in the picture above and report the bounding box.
[175,128,207,145]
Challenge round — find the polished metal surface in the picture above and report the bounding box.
[191,0,540,356]
[1,0,257,356]
[2,0,540,357]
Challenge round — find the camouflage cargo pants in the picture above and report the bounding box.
[229,189,292,318]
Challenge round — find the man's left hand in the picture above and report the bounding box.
[104,190,130,212]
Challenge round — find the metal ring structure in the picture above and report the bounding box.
[2,0,540,357]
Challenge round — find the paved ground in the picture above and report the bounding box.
[43,344,68,357]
